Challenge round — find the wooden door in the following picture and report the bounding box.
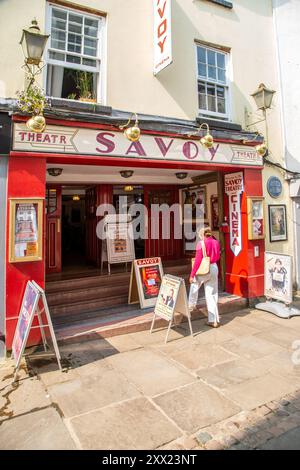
[144,186,182,260]
[85,184,113,267]
[46,186,62,274]
[85,186,98,266]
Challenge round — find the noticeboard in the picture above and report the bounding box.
[128,257,164,309]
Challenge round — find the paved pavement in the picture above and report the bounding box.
[1,307,300,450]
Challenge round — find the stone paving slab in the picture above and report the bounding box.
[165,343,236,371]
[221,335,284,361]
[69,397,181,450]
[254,326,300,350]
[106,349,196,396]
[253,350,300,386]
[222,374,298,411]
[0,376,51,422]
[197,358,266,390]
[153,382,241,433]
[0,407,76,450]
[46,362,141,418]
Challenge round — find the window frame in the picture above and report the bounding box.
[44,2,106,103]
[195,43,231,120]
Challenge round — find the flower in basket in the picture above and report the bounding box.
[16,85,50,133]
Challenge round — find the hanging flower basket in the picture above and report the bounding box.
[16,85,50,133]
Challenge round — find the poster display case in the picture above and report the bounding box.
[9,198,43,263]
[247,197,265,240]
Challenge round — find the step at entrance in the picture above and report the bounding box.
[46,260,192,318]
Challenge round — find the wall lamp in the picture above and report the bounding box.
[188,123,214,149]
[175,172,188,180]
[18,19,50,133]
[243,133,268,158]
[120,170,134,178]
[245,83,276,146]
[119,113,141,142]
[47,168,63,177]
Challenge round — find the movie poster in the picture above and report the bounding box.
[155,275,181,320]
[14,203,38,258]
[264,252,292,304]
[139,264,162,300]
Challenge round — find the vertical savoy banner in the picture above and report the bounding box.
[225,172,244,256]
[153,0,173,75]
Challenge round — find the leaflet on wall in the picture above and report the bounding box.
[264,252,293,304]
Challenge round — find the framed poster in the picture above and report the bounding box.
[247,197,265,240]
[12,281,40,367]
[9,199,43,263]
[268,204,287,242]
[181,186,207,221]
[129,257,164,308]
[106,221,135,264]
[210,195,219,230]
[264,252,292,304]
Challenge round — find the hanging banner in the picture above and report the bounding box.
[128,257,164,308]
[224,172,244,256]
[153,0,172,75]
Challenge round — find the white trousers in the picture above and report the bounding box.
[188,263,220,323]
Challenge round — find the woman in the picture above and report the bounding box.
[188,226,221,328]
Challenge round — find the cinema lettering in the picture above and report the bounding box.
[225,172,244,256]
[13,123,263,167]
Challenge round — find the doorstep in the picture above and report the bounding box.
[56,293,247,345]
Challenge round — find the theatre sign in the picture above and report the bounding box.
[12,123,263,167]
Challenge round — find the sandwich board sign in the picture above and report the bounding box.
[128,257,164,309]
[150,274,193,343]
[12,280,62,381]
[101,214,135,274]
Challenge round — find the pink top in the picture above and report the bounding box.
[190,237,221,278]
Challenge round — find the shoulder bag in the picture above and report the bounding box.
[195,240,211,276]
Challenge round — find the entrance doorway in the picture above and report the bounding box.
[113,185,145,259]
[61,188,86,270]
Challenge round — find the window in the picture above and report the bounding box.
[196,44,230,119]
[45,4,105,102]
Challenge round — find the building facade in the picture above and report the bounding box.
[273,0,300,290]
[0,0,292,352]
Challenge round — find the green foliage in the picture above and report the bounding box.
[16,85,50,115]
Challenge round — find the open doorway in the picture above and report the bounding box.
[113,185,145,259]
[61,188,87,270]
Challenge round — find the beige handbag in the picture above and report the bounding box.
[193,241,210,276]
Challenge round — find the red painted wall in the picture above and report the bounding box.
[6,156,46,349]
[225,168,265,298]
